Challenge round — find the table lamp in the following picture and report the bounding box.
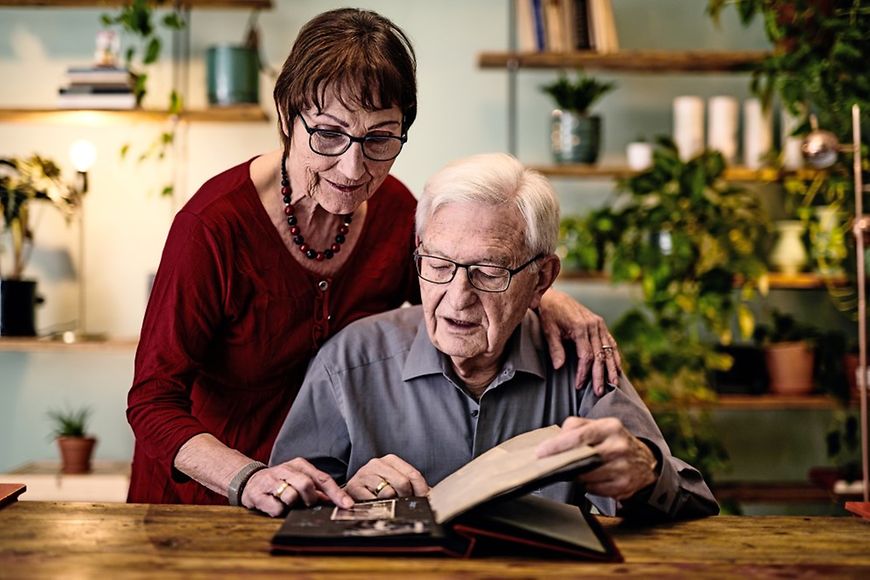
[63,139,101,343]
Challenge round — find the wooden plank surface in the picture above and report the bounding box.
[0,502,868,577]
[478,50,768,72]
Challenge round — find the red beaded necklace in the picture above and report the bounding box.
[281,156,352,261]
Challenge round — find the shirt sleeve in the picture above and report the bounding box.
[126,211,225,477]
[579,375,720,521]
[268,353,352,483]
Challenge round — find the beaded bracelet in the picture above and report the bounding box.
[227,461,267,507]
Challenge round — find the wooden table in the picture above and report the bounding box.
[1,502,868,578]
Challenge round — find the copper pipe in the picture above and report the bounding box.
[853,104,869,503]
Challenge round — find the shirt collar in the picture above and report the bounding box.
[401,310,547,382]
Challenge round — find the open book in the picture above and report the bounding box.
[271,426,622,560]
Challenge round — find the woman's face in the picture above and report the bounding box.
[286,87,404,215]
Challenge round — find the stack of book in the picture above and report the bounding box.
[516,0,619,54]
[58,66,137,110]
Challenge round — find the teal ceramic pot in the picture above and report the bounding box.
[206,45,259,105]
[0,278,38,336]
[550,111,601,164]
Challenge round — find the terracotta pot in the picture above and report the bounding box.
[56,436,97,474]
[765,341,815,395]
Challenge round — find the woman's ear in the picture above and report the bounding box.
[279,111,291,139]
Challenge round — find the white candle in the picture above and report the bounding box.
[743,98,773,169]
[707,96,738,163]
[673,96,704,161]
[781,109,804,170]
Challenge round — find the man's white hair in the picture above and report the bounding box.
[416,153,560,256]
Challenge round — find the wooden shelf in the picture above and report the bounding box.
[0,1,272,8]
[0,106,269,124]
[558,270,849,290]
[532,164,819,182]
[0,337,137,352]
[714,394,841,410]
[713,481,849,503]
[478,50,768,73]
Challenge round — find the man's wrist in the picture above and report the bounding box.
[227,461,267,507]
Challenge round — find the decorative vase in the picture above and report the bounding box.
[56,436,97,474]
[707,96,738,163]
[810,206,846,275]
[0,278,39,336]
[550,111,600,164]
[765,341,815,395]
[206,44,259,105]
[769,220,808,275]
[673,95,704,161]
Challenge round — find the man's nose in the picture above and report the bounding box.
[445,266,477,308]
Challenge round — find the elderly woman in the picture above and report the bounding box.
[127,8,620,516]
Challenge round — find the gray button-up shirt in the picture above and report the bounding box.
[271,306,718,520]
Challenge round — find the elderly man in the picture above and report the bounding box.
[269,153,718,521]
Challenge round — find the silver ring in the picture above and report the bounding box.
[601,345,614,351]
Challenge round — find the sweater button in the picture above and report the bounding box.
[318,280,329,291]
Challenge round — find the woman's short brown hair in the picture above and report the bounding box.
[273,8,417,153]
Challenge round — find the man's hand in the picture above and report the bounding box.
[242,457,353,517]
[345,454,430,501]
[537,417,658,501]
[537,289,622,395]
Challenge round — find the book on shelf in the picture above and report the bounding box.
[65,66,135,86]
[271,425,621,561]
[515,0,612,53]
[57,91,137,110]
[588,0,619,53]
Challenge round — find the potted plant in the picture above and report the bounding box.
[753,310,818,395]
[48,406,97,474]
[560,138,771,483]
[541,72,615,164]
[0,155,79,336]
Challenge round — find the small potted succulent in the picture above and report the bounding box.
[48,406,97,474]
[541,72,615,164]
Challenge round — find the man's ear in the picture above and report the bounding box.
[529,254,561,310]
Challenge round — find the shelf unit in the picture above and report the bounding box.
[558,270,849,290]
[0,1,273,123]
[0,106,268,124]
[530,164,820,183]
[478,50,768,72]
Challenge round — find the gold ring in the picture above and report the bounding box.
[374,479,391,494]
[272,480,290,498]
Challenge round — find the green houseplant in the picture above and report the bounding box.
[541,72,615,164]
[0,156,79,336]
[101,0,185,196]
[561,138,772,481]
[48,406,97,474]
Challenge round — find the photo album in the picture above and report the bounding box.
[271,425,622,561]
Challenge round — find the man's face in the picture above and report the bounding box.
[419,201,551,366]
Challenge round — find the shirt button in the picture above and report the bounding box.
[470,410,479,418]
[318,280,329,291]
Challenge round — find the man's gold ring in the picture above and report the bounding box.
[374,479,391,494]
[272,480,291,498]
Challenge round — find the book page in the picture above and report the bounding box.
[428,425,598,524]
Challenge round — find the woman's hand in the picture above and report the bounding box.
[344,454,429,501]
[537,417,658,501]
[537,288,621,395]
[242,458,353,517]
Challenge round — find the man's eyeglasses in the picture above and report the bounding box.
[413,251,542,293]
[298,115,406,161]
